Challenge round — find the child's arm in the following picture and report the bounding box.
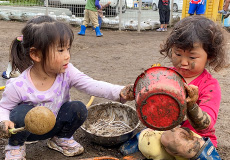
[184,84,211,130]
[101,1,111,10]
[95,0,101,9]
[120,84,134,101]
[0,120,15,138]
[0,86,21,122]
[68,63,125,102]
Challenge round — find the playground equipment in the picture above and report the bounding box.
[182,0,225,25]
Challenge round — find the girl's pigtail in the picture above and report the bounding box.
[10,36,32,73]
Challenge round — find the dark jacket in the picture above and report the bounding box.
[158,0,170,10]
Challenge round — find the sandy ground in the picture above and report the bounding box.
[0,20,229,160]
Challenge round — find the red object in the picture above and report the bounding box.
[79,156,119,160]
[134,67,187,131]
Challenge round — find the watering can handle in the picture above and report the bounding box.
[8,127,25,134]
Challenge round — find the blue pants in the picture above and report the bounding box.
[188,2,206,15]
[92,16,102,30]
[159,9,170,24]
[98,16,102,29]
[9,101,88,146]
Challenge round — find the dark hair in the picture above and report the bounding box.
[10,15,74,72]
[160,15,227,72]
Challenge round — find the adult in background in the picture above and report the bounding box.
[156,0,170,32]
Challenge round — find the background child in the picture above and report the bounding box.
[97,1,111,29]
[156,0,170,32]
[218,0,230,18]
[1,16,55,79]
[0,15,134,160]
[2,57,21,79]
[78,0,103,37]
[1,62,20,79]
[2,61,13,79]
[139,15,227,159]
[188,0,206,16]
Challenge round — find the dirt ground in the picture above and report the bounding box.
[0,20,230,160]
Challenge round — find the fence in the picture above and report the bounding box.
[0,0,182,31]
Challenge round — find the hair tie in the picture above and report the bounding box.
[17,35,23,42]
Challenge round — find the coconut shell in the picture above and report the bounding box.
[24,106,56,135]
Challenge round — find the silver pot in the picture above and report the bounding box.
[80,102,140,146]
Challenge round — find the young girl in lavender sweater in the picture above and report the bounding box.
[0,15,134,160]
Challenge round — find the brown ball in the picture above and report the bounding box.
[24,106,56,135]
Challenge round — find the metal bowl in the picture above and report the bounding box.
[80,102,140,146]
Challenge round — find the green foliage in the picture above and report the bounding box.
[0,0,44,6]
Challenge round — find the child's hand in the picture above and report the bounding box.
[108,1,111,5]
[184,83,199,105]
[0,120,14,138]
[120,84,135,101]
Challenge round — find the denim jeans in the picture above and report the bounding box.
[9,101,88,146]
[98,16,102,29]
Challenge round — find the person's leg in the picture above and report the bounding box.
[53,101,88,138]
[2,62,12,79]
[78,9,89,35]
[188,3,197,15]
[46,101,88,156]
[161,128,204,158]
[223,0,230,11]
[82,9,90,26]
[161,128,221,159]
[162,128,202,158]
[219,0,229,14]
[89,10,99,29]
[196,3,206,15]
[98,16,102,29]
[163,24,168,31]
[156,9,165,31]
[5,104,34,160]
[223,0,230,18]
[164,9,170,31]
[25,101,88,141]
[89,10,102,37]
[9,101,87,141]
[161,24,165,28]
[9,104,35,146]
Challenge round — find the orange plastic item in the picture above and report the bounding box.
[79,156,119,160]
